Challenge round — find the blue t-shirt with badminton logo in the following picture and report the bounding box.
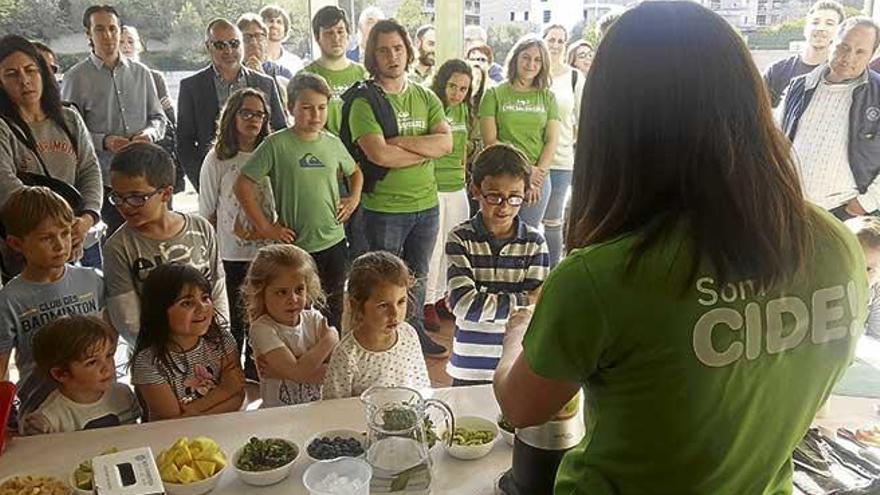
[523,206,867,494]
[241,129,357,253]
[0,265,104,416]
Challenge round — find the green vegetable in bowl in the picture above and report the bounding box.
[73,448,118,490]
[235,437,298,472]
[497,417,515,433]
[445,427,495,446]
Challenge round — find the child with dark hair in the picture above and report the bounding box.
[131,263,244,421]
[445,143,549,385]
[0,187,105,420]
[104,143,228,344]
[20,315,139,435]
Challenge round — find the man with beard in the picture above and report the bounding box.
[260,4,304,75]
[177,18,287,191]
[409,24,436,86]
[782,17,880,220]
[346,19,452,356]
[764,0,846,108]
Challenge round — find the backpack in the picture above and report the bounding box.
[339,80,400,193]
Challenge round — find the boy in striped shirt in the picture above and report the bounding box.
[445,144,549,385]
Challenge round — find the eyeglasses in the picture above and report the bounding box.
[210,39,241,51]
[575,51,594,60]
[482,193,524,206]
[243,32,267,43]
[108,188,164,207]
[469,56,488,63]
[237,109,267,121]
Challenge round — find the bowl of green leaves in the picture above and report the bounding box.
[232,437,299,486]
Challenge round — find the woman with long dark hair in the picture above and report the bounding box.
[0,35,103,267]
[479,35,559,229]
[494,2,867,493]
[424,59,473,326]
[198,87,275,380]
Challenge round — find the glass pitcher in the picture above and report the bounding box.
[359,386,455,494]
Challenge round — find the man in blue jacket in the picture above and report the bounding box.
[177,18,287,191]
[783,16,880,220]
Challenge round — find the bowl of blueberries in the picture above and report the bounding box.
[305,429,368,462]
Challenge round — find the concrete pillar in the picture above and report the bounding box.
[435,0,465,67]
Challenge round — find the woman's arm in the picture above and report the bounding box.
[493,308,580,428]
[535,119,560,171]
[480,116,498,147]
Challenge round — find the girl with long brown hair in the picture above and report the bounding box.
[494,2,867,494]
[198,87,275,379]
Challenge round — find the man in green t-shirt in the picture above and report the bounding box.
[348,19,452,356]
[300,6,370,259]
[235,73,363,330]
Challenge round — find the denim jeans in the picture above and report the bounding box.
[518,176,552,229]
[223,259,257,380]
[362,206,440,336]
[311,239,349,331]
[544,170,573,267]
[80,242,103,270]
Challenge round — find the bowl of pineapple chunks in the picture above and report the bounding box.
[156,437,227,495]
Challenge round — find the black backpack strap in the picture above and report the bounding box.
[571,69,578,93]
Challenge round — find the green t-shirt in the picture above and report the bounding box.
[434,103,469,192]
[240,130,356,253]
[523,207,867,495]
[478,82,559,165]
[348,82,444,213]
[300,61,368,136]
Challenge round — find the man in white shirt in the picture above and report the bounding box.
[782,16,880,220]
[260,4,304,75]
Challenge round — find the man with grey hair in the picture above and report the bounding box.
[177,18,287,191]
[346,6,384,62]
[237,13,292,107]
[782,16,880,220]
[463,24,503,83]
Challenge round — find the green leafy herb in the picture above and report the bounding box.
[235,437,298,472]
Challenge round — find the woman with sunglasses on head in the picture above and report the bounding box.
[0,35,103,272]
[494,3,868,494]
[541,25,585,268]
[198,88,275,380]
[479,35,559,230]
[567,40,594,77]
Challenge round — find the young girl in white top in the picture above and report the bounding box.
[322,251,431,399]
[243,244,339,407]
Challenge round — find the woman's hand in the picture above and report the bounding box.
[527,167,547,203]
[70,214,94,261]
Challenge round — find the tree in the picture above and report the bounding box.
[395,0,431,38]
[0,0,72,40]
[488,23,535,65]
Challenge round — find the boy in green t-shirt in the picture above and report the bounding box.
[235,73,363,330]
[346,19,452,356]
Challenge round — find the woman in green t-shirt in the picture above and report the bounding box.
[424,59,473,325]
[479,35,559,229]
[493,3,868,495]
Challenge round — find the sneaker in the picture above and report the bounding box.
[424,304,441,332]
[435,298,454,320]
[419,332,449,358]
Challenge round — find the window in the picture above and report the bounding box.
[524,11,529,20]
[543,10,551,22]
[756,14,767,25]
[510,11,515,21]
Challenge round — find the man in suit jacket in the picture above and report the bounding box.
[177,18,287,191]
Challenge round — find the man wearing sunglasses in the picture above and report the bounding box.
[177,18,287,192]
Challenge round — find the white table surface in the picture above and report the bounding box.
[1,387,876,494]
[0,385,510,494]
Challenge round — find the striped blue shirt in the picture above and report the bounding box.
[445,214,549,381]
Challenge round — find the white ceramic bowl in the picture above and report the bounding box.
[69,471,92,495]
[231,438,299,487]
[443,415,499,460]
[304,429,367,462]
[162,457,227,495]
[497,415,515,447]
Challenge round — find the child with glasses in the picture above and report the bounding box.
[445,143,549,386]
[104,143,228,345]
[199,88,276,380]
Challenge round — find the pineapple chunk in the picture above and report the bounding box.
[195,460,217,479]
